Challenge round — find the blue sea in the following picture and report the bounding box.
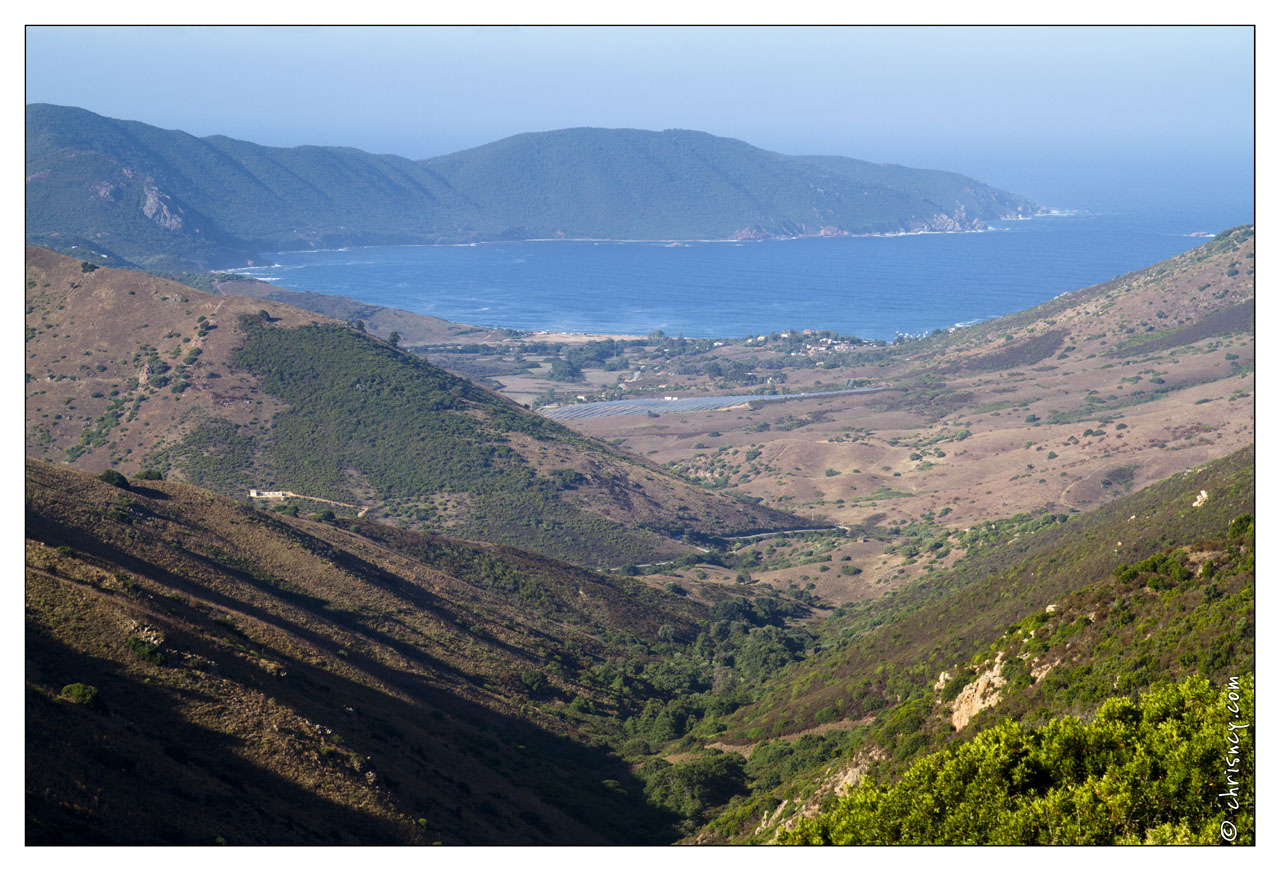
[228,206,1251,341]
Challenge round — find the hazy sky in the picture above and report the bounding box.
[25,25,1255,213]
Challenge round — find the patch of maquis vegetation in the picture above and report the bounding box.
[779,674,1253,844]
[571,500,1253,843]
[220,317,698,565]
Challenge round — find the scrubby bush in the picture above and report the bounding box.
[126,636,164,665]
[939,672,972,702]
[60,683,98,705]
[637,752,747,821]
[97,469,129,488]
[1228,514,1254,540]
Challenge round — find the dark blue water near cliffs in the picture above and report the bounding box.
[229,206,1250,340]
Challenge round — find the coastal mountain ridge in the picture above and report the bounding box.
[26,104,1043,269]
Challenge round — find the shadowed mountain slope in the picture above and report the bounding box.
[25,459,709,844]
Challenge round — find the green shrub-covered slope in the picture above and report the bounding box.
[179,316,805,565]
[665,448,1253,843]
[779,673,1253,845]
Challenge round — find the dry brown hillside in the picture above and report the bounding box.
[25,245,315,474]
[565,227,1254,600]
[25,246,811,567]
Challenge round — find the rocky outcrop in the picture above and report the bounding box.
[950,651,1007,731]
[142,183,184,231]
[90,180,118,200]
[761,746,888,841]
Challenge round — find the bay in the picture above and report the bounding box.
[227,206,1250,341]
